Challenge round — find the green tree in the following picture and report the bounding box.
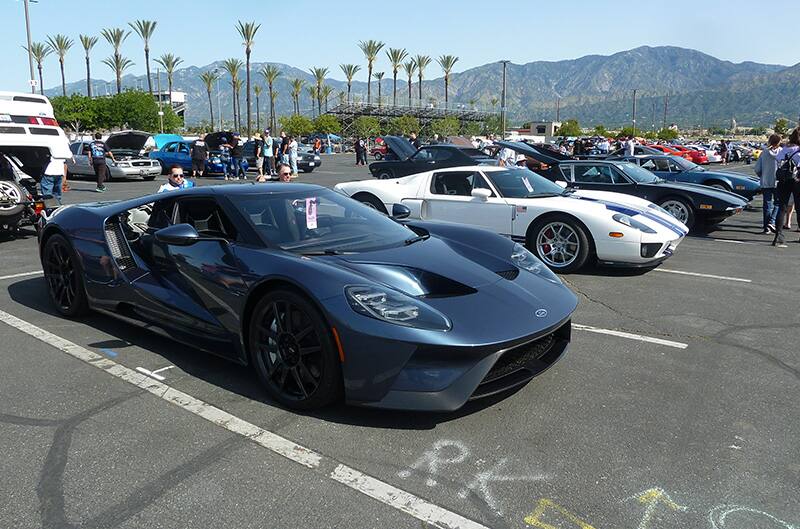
[78,35,98,98]
[358,39,384,105]
[774,118,790,136]
[51,94,99,131]
[101,55,134,95]
[314,114,342,135]
[155,53,183,98]
[374,72,385,106]
[413,55,432,103]
[593,124,608,137]
[749,126,768,136]
[222,58,244,129]
[260,65,281,131]
[385,47,408,106]
[461,120,481,136]
[617,126,637,138]
[436,55,459,107]
[339,63,361,103]
[557,119,581,137]
[320,85,334,113]
[236,20,260,136]
[26,42,51,96]
[403,60,417,107]
[642,131,658,140]
[353,116,380,138]
[253,84,262,130]
[128,20,157,95]
[52,91,181,132]
[279,114,314,137]
[46,34,73,97]
[290,78,305,115]
[483,115,502,135]
[430,116,460,138]
[385,115,420,136]
[199,70,219,128]
[309,67,329,116]
[100,27,131,94]
[657,127,679,140]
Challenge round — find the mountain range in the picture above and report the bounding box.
[46,46,800,129]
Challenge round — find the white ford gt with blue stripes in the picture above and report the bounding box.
[334,165,688,273]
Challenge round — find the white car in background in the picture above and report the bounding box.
[334,165,688,273]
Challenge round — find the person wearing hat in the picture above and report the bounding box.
[263,129,275,177]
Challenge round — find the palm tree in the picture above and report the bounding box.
[436,55,459,108]
[320,85,334,113]
[128,20,157,95]
[100,28,130,93]
[260,64,281,131]
[270,90,279,126]
[254,85,262,130]
[199,70,219,129]
[27,43,51,96]
[403,60,417,107]
[46,35,73,96]
[235,20,260,136]
[102,55,134,94]
[374,72,385,107]
[309,67,328,117]
[233,77,243,131]
[290,78,305,115]
[155,53,183,97]
[306,85,318,117]
[222,58,243,130]
[79,35,98,97]
[358,39,384,105]
[490,97,499,108]
[385,48,408,107]
[339,64,361,103]
[413,55,432,103]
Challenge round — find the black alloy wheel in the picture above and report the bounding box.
[43,234,89,317]
[377,169,394,180]
[249,290,342,410]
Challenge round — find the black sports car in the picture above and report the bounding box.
[498,141,748,229]
[369,136,496,180]
[38,184,577,411]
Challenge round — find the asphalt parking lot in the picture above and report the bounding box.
[1,155,797,529]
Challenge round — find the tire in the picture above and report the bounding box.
[707,181,730,192]
[42,234,89,317]
[527,216,591,273]
[658,197,695,230]
[353,193,388,214]
[158,161,169,175]
[373,152,383,160]
[376,169,394,180]
[143,173,157,181]
[0,180,26,218]
[248,289,343,410]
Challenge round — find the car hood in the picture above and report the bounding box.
[495,140,565,165]
[105,131,150,152]
[205,132,235,151]
[384,135,418,160]
[652,180,749,204]
[698,169,760,184]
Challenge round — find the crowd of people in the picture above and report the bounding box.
[755,128,800,247]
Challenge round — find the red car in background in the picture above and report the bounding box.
[370,138,388,160]
[670,145,709,165]
[647,144,688,158]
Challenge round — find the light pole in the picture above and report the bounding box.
[631,89,638,137]
[500,60,510,140]
[213,68,222,130]
[663,94,669,130]
[23,0,35,93]
[156,68,164,133]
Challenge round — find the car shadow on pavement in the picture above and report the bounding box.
[7,277,505,430]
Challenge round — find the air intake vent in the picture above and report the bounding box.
[496,269,519,280]
[104,221,135,271]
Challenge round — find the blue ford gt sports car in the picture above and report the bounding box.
[38,184,577,411]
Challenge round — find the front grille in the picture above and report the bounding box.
[104,221,135,271]
[132,161,151,167]
[483,333,555,383]
[496,269,519,280]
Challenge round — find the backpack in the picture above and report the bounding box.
[776,151,800,185]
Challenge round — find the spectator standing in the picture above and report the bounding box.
[771,128,800,247]
[190,133,208,177]
[754,134,781,233]
[229,132,245,180]
[313,137,322,154]
[279,131,289,164]
[263,130,275,177]
[354,136,365,166]
[253,132,265,179]
[89,132,115,193]
[40,154,67,205]
[158,165,194,193]
[276,162,292,182]
[719,140,729,166]
[624,137,635,156]
[498,145,516,167]
[409,132,421,150]
[288,135,299,177]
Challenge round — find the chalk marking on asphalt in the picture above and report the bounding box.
[135,367,167,381]
[0,270,43,281]
[573,324,688,349]
[331,464,488,529]
[0,308,489,529]
[654,268,751,283]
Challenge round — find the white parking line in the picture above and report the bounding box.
[573,324,688,349]
[0,308,489,529]
[654,268,752,283]
[687,236,757,246]
[0,271,43,281]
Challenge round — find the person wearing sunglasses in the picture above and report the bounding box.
[276,163,292,182]
[157,165,195,193]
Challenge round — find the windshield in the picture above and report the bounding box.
[616,162,661,183]
[670,155,700,171]
[234,189,415,254]
[485,168,567,198]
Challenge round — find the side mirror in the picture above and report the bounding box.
[155,223,200,246]
[391,203,411,220]
[471,188,491,200]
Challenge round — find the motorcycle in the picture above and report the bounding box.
[0,155,57,234]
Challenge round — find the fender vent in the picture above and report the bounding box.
[104,221,135,271]
[496,269,519,280]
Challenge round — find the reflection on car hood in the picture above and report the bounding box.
[653,180,749,204]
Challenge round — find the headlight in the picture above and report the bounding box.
[511,243,561,283]
[345,285,451,331]
[210,157,221,164]
[612,213,656,234]
[116,162,130,167]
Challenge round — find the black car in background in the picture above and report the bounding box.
[497,141,748,229]
[243,139,322,174]
[368,136,496,179]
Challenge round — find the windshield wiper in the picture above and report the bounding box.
[525,192,562,198]
[404,234,430,246]
[299,249,345,256]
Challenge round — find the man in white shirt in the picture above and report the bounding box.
[41,155,67,205]
[158,165,194,193]
[498,146,516,167]
[263,130,275,177]
[624,137,636,156]
[288,136,299,177]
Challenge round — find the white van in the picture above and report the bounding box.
[0,91,71,230]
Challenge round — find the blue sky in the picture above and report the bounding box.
[3,0,798,92]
